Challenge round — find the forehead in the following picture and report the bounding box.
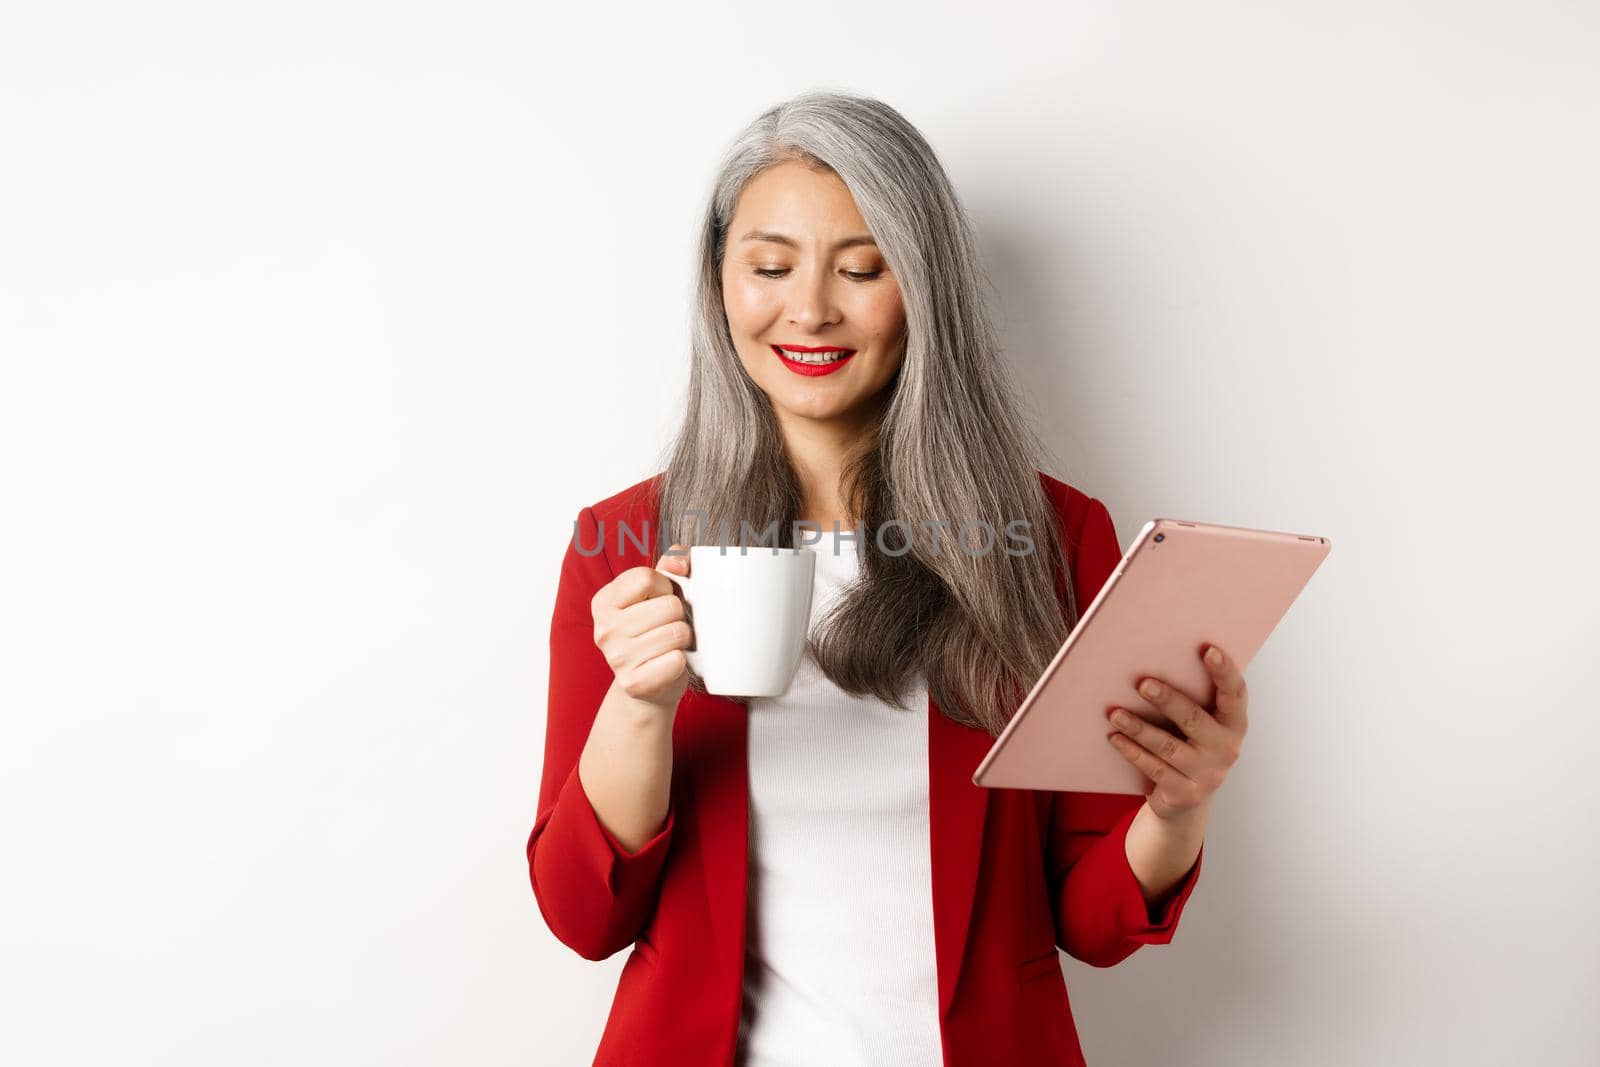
[730,161,874,245]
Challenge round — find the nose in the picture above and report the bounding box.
[787,264,842,333]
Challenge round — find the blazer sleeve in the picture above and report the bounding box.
[1048,496,1205,968]
[524,505,677,961]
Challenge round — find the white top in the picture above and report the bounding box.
[735,534,941,1066]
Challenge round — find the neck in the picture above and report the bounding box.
[775,402,882,528]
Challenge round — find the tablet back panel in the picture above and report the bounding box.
[972,518,1330,795]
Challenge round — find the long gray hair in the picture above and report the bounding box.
[652,89,1078,737]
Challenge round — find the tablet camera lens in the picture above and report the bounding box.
[1153,533,1165,543]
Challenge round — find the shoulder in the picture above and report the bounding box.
[584,472,663,527]
[561,473,666,576]
[1035,469,1104,539]
[1035,470,1123,609]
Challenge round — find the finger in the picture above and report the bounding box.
[1202,643,1249,732]
[1136,674,1228,747]
[655,543,692,575]
[606,565,679,611]
[607,542,692,613]
[1106,707,1202,781]
[631,646,689,690]
[619,590,687,639]
[1105,727,1187,789]
[628,618,695,666]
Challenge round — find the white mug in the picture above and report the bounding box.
[658,545,816,697]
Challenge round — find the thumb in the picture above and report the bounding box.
[657,543,689,573]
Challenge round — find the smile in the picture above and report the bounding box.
[772,345,857,377]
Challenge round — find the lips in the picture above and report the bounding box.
[771,344,857,377]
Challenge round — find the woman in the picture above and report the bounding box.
[526,91,1248,1066]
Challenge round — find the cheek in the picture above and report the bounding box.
[722,273,777,333]
[855,286,906,343]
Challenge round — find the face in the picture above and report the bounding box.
[720,160,907,432]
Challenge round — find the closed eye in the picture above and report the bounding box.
[754,268,883,282]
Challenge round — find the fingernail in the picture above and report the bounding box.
[1205,646,1221,667]
[1140,680,1161,700]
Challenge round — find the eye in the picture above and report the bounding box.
[752,267,883,281]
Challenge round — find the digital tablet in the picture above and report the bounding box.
[972,517,1331,795]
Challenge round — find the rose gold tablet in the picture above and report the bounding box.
[972,517,1331,795]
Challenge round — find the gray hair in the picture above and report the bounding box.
[652,89,1078,736]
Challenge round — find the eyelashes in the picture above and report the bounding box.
[753,268,883,282]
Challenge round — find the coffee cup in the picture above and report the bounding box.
[657,545,816,697]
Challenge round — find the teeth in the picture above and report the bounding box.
[780,348,853,364]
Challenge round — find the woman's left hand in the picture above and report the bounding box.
[1105,643,1249,824]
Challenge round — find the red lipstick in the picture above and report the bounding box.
[771,344,857,377]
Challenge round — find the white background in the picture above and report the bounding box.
[3,2,1596,1064]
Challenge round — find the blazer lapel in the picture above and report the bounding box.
[680,689,750,997]
[928,692,993,1019]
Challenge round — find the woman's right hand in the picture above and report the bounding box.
[590,543,695,714]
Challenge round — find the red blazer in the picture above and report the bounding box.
[526,471,1204,1066]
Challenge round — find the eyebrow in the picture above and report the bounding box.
[738,229,878,251]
